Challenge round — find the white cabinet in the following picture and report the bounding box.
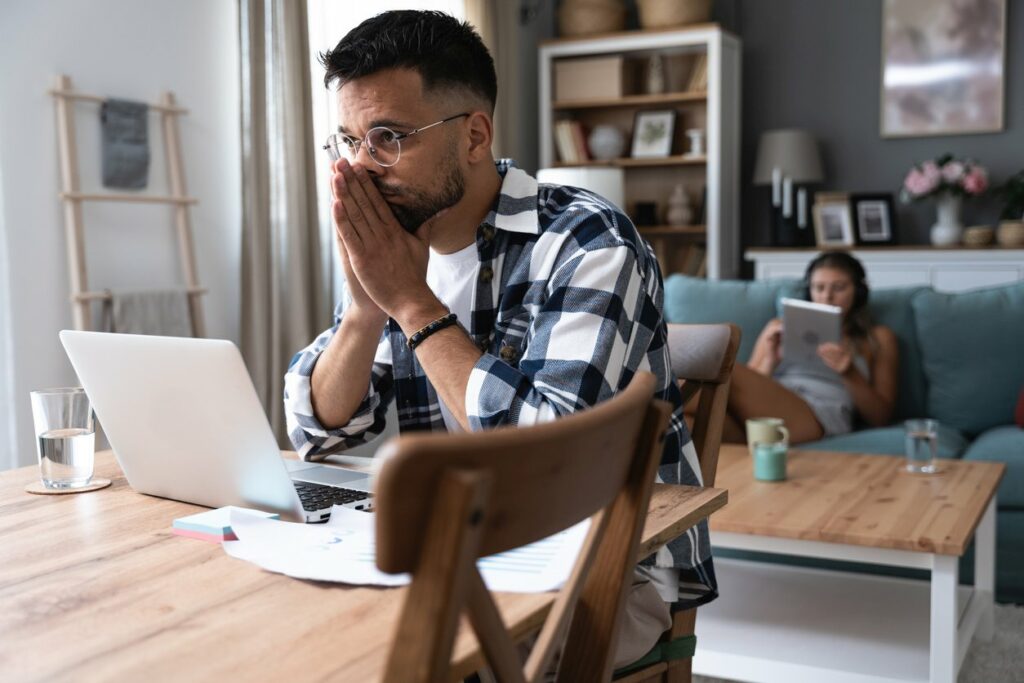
[746,248,1024,292]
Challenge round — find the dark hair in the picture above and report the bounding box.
[319,11,497,112]
[803,250,873,340]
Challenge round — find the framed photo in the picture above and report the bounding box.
[881,0,1006,137]
[850,193,898,245]
[631,110,675,158]
[813,202,855,247]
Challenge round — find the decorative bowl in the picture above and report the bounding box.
[997,221,1024,248]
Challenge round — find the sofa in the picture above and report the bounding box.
[663,274,1024,604]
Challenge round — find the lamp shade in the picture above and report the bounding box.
[536,167,626,212]
[752,129,824,184]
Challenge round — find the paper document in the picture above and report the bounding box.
[224,507,590,592]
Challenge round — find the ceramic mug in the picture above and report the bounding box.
[752,441,788,481]
[745,417,789,457]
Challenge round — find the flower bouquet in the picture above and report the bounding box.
[901,155,988,246]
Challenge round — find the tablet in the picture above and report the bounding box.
[780,297,842,364]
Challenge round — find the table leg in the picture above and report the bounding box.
[930,554,958,683]
[974,497,997,641]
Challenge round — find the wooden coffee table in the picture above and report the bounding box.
[693,444,1004,683]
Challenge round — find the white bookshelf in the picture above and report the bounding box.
[538,25,742,279]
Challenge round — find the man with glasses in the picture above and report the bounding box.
[284,9,716,670]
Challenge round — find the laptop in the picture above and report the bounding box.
[59,330,374,523]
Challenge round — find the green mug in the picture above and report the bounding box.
[752,441,788,481]
[745,417,789,457]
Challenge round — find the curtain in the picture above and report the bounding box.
[239,0,328,445]
[464,0,522,161]
[0,155,15,470]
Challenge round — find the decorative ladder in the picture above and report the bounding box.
[50,74,206,336]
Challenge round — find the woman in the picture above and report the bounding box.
[723,251,899,444]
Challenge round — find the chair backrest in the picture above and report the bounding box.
[665,323,741,487]
[374,371,672,683]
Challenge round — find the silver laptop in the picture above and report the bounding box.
[59,330,374,523]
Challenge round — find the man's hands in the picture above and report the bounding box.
[330,159,446,331]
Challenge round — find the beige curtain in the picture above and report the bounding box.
[239,0,328,444]
[464,0,522,161]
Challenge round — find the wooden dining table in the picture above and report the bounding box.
[0,451,726,681]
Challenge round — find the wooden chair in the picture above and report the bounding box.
[373,371,672,683]
[614,323,741,683]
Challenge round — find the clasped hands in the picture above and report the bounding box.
[329,159,447,331]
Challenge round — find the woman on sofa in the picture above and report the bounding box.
[724,251,899,444]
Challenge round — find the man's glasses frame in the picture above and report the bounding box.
[323,112,470,168]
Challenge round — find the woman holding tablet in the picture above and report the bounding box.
[723,251,899,444]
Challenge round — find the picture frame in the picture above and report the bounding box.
[813,201,855,247]
[850,193,898,245]
[631,110,675,158]
[880,0,1006,137]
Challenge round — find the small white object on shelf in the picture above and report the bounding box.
[587,125,626,161]
[666,184,693,226]
[684,128,705,157]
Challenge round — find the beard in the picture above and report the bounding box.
[374,146,466,233]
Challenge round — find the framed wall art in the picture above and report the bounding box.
[880,0,1006,137]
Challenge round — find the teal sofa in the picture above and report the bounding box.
[664,275,1024,604]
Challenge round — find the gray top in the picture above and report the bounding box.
[773,351,871,437]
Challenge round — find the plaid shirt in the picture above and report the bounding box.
[284,160,716,607]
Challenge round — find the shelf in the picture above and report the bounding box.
[637,225,706,236]
[553,91,707,110]
[554,155,706,169]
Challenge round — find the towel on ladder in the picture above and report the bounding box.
[105,289,194,337]
[101,98,150,189]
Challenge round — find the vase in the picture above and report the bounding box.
[930,195,963,246]
[587,125,626,161]
[666,184,692,226]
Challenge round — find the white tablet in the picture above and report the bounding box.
[780,297,842,364]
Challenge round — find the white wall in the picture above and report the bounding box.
[0,0,241,469]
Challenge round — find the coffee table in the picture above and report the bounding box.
[693,445,1004,683]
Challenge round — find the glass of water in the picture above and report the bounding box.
[904,418,938,474]
[29,387,95,489]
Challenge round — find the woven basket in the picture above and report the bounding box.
[558,0,627,37]
[997,221,1024,248]
[637,0,712,29]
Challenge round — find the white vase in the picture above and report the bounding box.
[587,125,625,161]
[930,195,963,246]
[666,184,692,226]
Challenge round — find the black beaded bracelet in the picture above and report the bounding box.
[407,312,458,350]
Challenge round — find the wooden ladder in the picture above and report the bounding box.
[51,74,206,336]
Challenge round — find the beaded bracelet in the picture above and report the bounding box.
[407,312,458,350]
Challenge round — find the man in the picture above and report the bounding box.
[284,10,715,668]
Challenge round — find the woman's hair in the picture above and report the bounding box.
[802,251,873,340]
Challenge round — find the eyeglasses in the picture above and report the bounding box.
[323,112,470,168]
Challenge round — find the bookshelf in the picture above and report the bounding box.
[539,25,741,279]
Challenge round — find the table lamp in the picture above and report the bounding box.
[753,129,824,247]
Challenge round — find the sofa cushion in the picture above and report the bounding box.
[795,423,969,459]
[866,286,928,421]
[663,275,801,362]
[962,426,1024,509]
[912,282,1024,435]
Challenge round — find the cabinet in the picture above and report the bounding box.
[746,247,1024,292]
[538,25,741,279]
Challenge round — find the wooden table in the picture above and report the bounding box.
[695,445,1005,683]
[0,451,726,681]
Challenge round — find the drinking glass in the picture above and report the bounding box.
[904,418,938,474]
[30,387,95,489]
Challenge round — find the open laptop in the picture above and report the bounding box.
[59,330,374,523]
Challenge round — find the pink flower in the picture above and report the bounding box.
[963,167,988,195]
[941,161,965,183]
[904,168,937,196]
[921,161,941,184]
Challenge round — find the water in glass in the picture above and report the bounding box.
[904,427,937,474]
[37,427,95,488]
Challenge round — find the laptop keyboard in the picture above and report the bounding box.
[293,481,371,512]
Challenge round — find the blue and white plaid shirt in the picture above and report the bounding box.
[284,160,716,607]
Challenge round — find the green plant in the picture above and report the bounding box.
[996,170,1024,220]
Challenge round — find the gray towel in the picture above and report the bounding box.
[101,98,150,189]
[105,289,194,337]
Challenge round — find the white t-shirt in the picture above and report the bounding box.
[424,242,479,432]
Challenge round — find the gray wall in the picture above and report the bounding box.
[726,0,1023,250]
